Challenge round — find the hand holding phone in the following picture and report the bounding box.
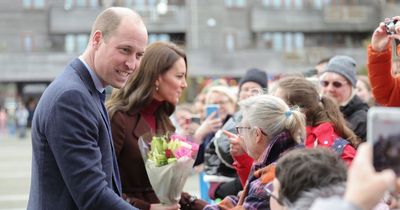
[368,107,400,176]
[205,104,220,119]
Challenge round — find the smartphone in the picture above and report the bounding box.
[190,115,201,124]
[205,104,220,119]
[368,107,400,175]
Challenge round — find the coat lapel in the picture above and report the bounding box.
[70,58,122,195]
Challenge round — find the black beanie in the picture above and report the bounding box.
[239,68,268,89]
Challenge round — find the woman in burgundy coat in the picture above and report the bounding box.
[107,41,207,210]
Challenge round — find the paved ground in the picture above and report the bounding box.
[0,131,200,210]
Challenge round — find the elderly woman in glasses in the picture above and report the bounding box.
[319,55,369,142]
[273,76,358,165]
[204,94,306,210]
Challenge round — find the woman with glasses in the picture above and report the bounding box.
[204,94,306,210]
[319,55,368,142]
[273,76,359,165]
[203,68,268,200]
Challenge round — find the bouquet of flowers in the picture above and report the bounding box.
[139,133,199,205]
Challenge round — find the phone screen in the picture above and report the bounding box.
[190,115,201,124]
[205,104,219,119]
[368,107,400,175]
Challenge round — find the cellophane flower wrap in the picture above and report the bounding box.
[139,133,199,205]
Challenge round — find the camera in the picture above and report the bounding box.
[385,19,398,35]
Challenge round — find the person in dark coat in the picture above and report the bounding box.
[28,7,148,210]
[320,55,368,141]
[107,41,207,210]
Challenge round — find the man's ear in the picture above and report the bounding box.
[92,30,103,49]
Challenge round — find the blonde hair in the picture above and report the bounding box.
[239,95,306,143]
[205,86,237,105]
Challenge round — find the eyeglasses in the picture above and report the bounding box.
[265,182,284,206]
[320,80,347,88]
[211,99,231,105]
[235,126,252,135]
[235,126,268,136]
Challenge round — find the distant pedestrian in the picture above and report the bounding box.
[15,102,28,139]
[0,107,7,137]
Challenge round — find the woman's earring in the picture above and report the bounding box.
[156,85,159,91]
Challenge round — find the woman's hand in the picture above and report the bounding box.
[224,130,246,156]
[193,112,222,144]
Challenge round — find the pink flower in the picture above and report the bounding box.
[173,147,192,159]
[170,134,187,142]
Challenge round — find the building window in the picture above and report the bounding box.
[148,33,171,44]
[294,32,304,50]
[65,34,89,53]
[23,0,46,9]
[21,33,34,52]
[262,32,304,52]
[125,0,134,8]
[273,33,283,51]
[225,33,235,52]
[225,0,246,8]
[76,0,86,7]
[134,0,146,11]
[285,33,293,52]
[89,0,99,8]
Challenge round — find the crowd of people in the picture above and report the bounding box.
[25,6,400,210]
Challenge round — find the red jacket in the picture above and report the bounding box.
[306,122,355,165]
[232,153,253,187]
[367,44,400,106]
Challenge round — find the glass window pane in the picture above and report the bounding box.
[262,0,270,7]
[284,0,291,9]
[76,34,88,53]
[225,0,233,7]
[273,0,281,9]
[23,0,32,8]
[76,0,86,7]
[285,33,293,52]
[64,0,73,9]
[65,34,75,53]
[294,32,304,49]
[237,0,246,7]
[23,35,33,52]
[125,0,133,8]
[159,34,170,42]
[134,0,145,11]
[314,0,322,9]
[226,34,235,52]
[295,0,302,9]
[273,33,283,51]
[34,0,45,8]
[89,0,99,8]
[148,34,158,44]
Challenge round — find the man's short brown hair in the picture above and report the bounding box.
[275,148,347,204]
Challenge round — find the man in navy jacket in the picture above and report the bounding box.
[27,7,150,210]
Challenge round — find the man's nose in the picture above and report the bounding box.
[125,56,138,70]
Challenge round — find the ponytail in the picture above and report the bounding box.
[284,107,306,144]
